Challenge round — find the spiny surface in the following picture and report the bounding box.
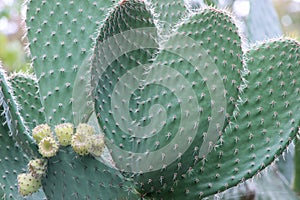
[92,0,158,170]
[0,67,38,157]
[111,8,243,192]
[152,39,300,199]
[42,150,139,200]
[0,106,45,199]
[148,0,187,35]
[9,74,46,130]
[26,0,115,124]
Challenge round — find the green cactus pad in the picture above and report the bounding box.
[92,0,159,168]
[0,67,38,157]
[72,58,94,125]
[148,0,187,35]
[94,7,243,193]
[151,39,300,199]
[26,0,115,124]
[0,120,26,199]
[0,105,45,199]
[42,150,139,199]
[9,73,46,131]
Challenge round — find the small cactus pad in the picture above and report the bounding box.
[42,150,139,199]
[0,66,37,157]
[38,137,59,158]
[17,173,42,196]
[26,0,115,124]
[54,123,74,146]
[9,73,46,130]
[28,159,47,178]
[71,132,91,156]
[32,124,52,144]
[151,39,300,199]
[87,134,105,157]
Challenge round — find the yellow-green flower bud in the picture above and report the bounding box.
[76,123,95,135]
[55,123,74,146]
[87,134,105,157]
[17,173,41,196]
[32,124,52,144]
[71,133,91,156]
[38,137,59,158]
[28,159,47,178]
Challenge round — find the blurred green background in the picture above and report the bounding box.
[0,0,299,73]
[0,0,29,72]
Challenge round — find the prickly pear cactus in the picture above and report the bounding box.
[93,5,244,193]
[0,0,299,199]
[9,73,46,130]
[26,0,115,124]
[151,38,300,198]
[148,0,187,35]
[0,79,45,199]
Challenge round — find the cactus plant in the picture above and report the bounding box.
[0,0,299,199]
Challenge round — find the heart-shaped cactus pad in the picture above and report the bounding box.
[92,2,300,198]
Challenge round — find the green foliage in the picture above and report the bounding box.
[0,34,29,72]
[0,0,299,199]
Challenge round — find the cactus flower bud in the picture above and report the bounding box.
[76,123,95,135]
[87,134,105,157]
[17,173,42,196]
[38,137,59,158]
[32,124,52,144]
[55,123,74,146]
[28,159,47,178]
